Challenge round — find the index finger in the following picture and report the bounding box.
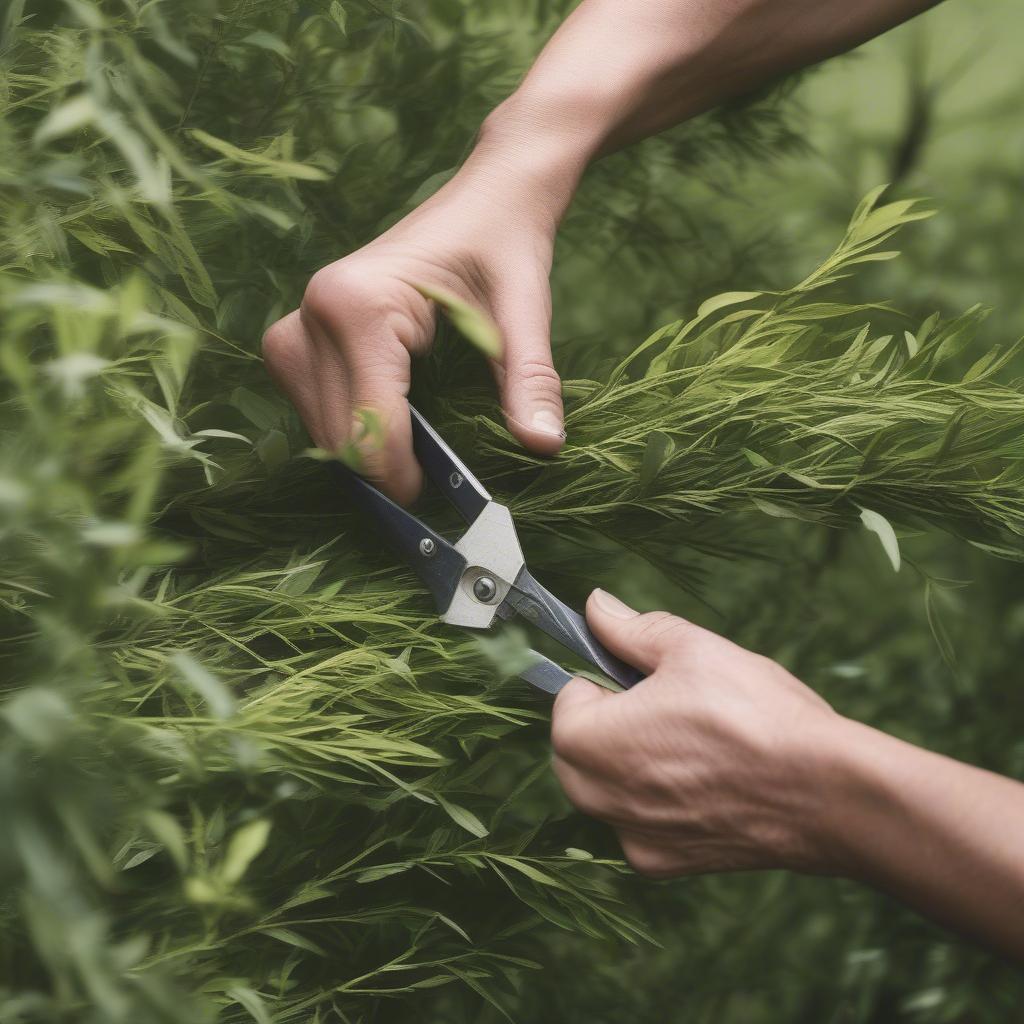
[300,284,424,505]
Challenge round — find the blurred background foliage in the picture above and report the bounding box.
[2,1,1023,1022]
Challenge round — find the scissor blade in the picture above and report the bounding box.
[332,463,465,615]
[501,569,643,690]
[519,649,574,695]
[410,406,491,524]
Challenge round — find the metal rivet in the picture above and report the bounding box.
[418,538,436,557]
[473,576,497,603]
[449,472,463,489]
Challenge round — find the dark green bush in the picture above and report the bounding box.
[3,3,1023,1022]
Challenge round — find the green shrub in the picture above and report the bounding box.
[3,3,1024,1022]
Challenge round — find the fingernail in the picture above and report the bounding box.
[530,408,566,438]
[591,589,637,619]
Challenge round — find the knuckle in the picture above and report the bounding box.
[302,263,380,328]
[635,611,692,655]
[351,344,409,392]
[261,317,304,375]
[387,306,433,354]
[511,357,561,395]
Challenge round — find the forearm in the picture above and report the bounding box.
[820,719,1024,961]
[458,0,939,225]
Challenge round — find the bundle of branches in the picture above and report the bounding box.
[4,2,1024,1022]
[5,181,1024,1024]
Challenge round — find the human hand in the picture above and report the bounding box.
[551,590,843,878]
[262,118,583,504]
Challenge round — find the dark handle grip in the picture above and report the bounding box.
[506,569,643,690]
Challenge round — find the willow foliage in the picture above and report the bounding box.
[2,2,1024,1023]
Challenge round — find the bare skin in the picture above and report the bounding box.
[554,591,1024,963]
[263,0,938,503]
[263,0,1024,963]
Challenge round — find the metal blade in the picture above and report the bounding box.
[331,463,465,616]
[410,406,490,524]
[519,649,574,695]
[501,569,643,690]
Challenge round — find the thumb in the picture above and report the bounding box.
[585,589,696,675]
[493,291,565,455]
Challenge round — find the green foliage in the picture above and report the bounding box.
[2,2,1023,1023]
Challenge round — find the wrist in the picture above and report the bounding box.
[452,94,595,230]
[807,717,903,881]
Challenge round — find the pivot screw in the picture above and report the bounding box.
[473,576,498,603]
[419,538,436,557]
[449,472,463,489]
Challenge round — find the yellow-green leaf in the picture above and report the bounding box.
[696,290,762,320]
[189,128,328,180]
[143,810,189,872]
[859,507,901,573]
[220,818,271,884]
[411,282,501,358]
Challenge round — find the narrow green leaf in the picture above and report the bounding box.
[410,975,456,989]
[742,448,772,469]
[411,282,501,358]
[260,927,327,957]
[231,386,284,431]
[227,986,273,1024]
[257,429,290,473]
[489,856,558,886]
[859,507,901,573]
[356,863,412,883]
[274,561,324,596]
[143,810,189,872]
[564,848,593,861]
[220,819,272,885]
[329,1,347,33]
[33,94,97,145]
[190,128,328,180]
[169,651,236,718]
[639,431,676,490]
[696,290,762,319]
[435,794,489,838]
[240,30,292,61]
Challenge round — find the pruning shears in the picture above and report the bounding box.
[334,407,642,695]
